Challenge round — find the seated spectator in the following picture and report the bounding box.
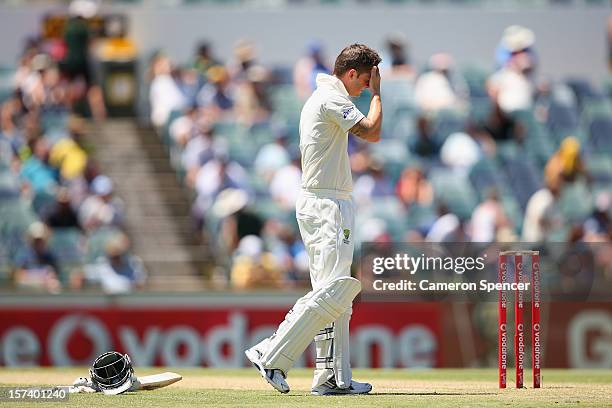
[48,115,88,181]
[414,53,465,113]
[212,188,264,265]
[83,232,147,294]
[45,186,81,229]
[169,105,199,147]
[197,65,234,114]
[584,192,611,242]
[380,32,414,79]
[488,53,536,115]
[293,40,330,101]
[494,25,537,71]
[522,179,564,242]
[182,117,222,185]
[353,159,395,205]
[193,149,249,215]
[410,116,440,158]
[20,138,57,196]
[13,222,61,293]
[149,53,187,128]
[230,235,284,289]
[440,131,481,171]
[426,204,461,242]
[79,175,125,230]
[269,156,302,211]
[396,166,433,208]
[192,41,220,77]
[0,93,26,156]
[470,189,513,242]
[254,125,291,183]
[234,65,272,126]
[544,136,590,188]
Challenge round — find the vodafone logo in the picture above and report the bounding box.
[499,323,507,331]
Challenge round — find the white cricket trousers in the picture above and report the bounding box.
[296,189,356,388]
[296,189,355,288]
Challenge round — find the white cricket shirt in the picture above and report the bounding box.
[299,73,365,193]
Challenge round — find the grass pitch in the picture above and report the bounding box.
[1,368,611,407]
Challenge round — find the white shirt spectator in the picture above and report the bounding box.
[194,159,249,211]
[522,188,562,242]
[414,71,457,113]
[254,142,290,182]
[488,67,533,113]
[150,74,187,128]
[270,163,302,210]
[426,213,460,242]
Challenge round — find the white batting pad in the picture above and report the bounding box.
[258,277,361,374]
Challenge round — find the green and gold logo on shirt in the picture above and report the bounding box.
[343,228,351,244]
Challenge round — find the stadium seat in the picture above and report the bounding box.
[49,228,85,283]
[429,167,478,220]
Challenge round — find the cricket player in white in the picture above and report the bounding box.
[246,44,382,396]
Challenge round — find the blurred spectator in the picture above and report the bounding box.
[440,131,481,171]
[0,94,26,156]
[380,32,414,79]
[410,116,440,158]
[470,189,513,242]
[269,156,302,211]
[522,180,564,242]
[494,25,537,70]
[544,136,589,188]
[78,174,125,230]
[192,41,220,77]
[83,232,147,293]
[234,65,272,126]
[45,187,82,229]
[149,53,187,128]
[211,188,263,269]
[13,222,61,293]
[20,138,57,196]
[584,192,611,242]
[196,65,234,114]
[293,40,330,100]
[353,159,395,205]
[396,166,433,208]
[48,116,88,180]
[182,119,224,186]
[426,204,461,242]
[61,0,106,120]
[414,53,466,113]
[228,40,257,82]
[193,150,249,215]
[230,235,284,289]
[67,158,101,207]
[169,105,198,147]
[254,125,291,182]
[488,26,537,115]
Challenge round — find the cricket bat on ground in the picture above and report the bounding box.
[132,372,182,390]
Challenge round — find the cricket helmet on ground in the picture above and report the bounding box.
[89,351,134,395]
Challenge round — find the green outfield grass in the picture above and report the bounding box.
[1,368,612,407]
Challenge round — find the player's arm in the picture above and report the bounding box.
[349,66,382,143]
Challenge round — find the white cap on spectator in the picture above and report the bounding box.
[92,175,113,196]
[440,132,481,169]
[237,235,263,259]
[69,0,99,18]
[502,25,535,52]
[212,188,249,218]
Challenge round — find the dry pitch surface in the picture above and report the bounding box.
[1,368,611,407]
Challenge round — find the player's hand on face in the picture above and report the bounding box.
[369,65,381,96]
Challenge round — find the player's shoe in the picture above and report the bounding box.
[245,347,290,394]
[311,377,372,396]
